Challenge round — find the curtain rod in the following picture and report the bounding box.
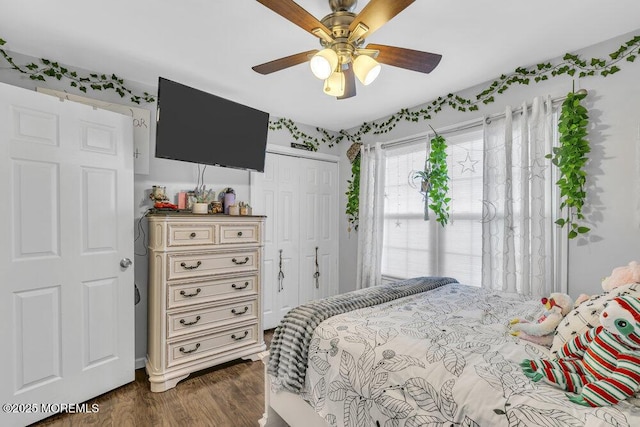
[380,93,571,150]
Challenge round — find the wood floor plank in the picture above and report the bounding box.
[30,331,275,427]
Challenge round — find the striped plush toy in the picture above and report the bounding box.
[521,295,640,407]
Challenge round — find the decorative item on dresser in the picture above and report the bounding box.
[146,213,266,392]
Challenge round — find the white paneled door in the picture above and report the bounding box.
[252,150,338,329]
[0,82,134,427]
[253,152,300,329]
[298,157,338,304]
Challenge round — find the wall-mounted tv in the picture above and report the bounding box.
[155,77,270,172]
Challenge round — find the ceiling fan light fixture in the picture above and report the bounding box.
[323,70,345,97]
[310,48,339,80]
[353,55,381,85]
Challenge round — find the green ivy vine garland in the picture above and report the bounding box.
[0,38,155,104]
[340,34,639,230]
[2,34,637,139]
[270,34,640,152]
[2,34,639,233]
[547,90,591,239]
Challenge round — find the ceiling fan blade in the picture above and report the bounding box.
[252,50,318,75]
[366,43,442,74]
[338,63,356,100]
[349,0,415,40]
[256,0,333,40]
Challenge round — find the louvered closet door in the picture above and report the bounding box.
[0,82,134,427]
[252,153,300,329]
[298,157,338,304]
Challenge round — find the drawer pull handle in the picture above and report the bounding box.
[180,261,202,270]
[179,343,200,354]
[237,231,243,237]
[231,306,249,315]
[231,331,249,341]
[179,315,201,326]
[180,288,201,298]
[232,257,249,265]
[232,282,249,290]
[190,232,197,238]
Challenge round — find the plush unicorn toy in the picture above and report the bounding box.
[509,293,573,347]
[521,295,640,406]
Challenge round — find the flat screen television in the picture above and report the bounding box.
[155,77,270,172]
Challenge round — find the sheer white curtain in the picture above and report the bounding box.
[481,96,559,297]
[356,143,386,289]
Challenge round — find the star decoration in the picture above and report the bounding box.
[395,220,402,228]
[526,157,548,180]
[458,152,479,174]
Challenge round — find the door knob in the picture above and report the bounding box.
[120,258,133,269]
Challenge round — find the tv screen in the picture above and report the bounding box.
[155,77,270,172]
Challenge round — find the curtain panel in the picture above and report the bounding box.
[481,96,558,297]
[356,143,386,289]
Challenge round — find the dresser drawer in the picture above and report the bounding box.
[167,249,259,280]
[166,223,216,247]
[167,275,258,309]
[167,323,259,368]
[167,298,258,339]
[219,222,260,245]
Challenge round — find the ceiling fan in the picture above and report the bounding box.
[252,0,442,99]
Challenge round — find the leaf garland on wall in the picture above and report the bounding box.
[0,38,155,104]
[2,35,639,231]
[340,34,639,230]
[2,35,638,140]
[273,34,640,151]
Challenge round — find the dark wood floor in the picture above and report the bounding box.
[30,330,274,427]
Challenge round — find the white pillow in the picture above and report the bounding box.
[550,283,640,359]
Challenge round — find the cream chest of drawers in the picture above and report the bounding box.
[145,213,266,392]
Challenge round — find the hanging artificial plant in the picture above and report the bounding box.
[547,89,591,239]
[345,148,361,232]
[414,133,450,226]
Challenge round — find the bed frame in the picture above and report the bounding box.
[259,354,327,427]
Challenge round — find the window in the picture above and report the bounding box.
[381,129,484,285]
[380,98,564,295]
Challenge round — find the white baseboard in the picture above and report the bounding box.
[135,357,146,370]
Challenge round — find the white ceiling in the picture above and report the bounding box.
[1,0,639,131]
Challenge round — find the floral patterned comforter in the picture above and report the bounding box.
[297,283,640,426]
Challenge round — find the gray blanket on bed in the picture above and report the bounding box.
[267,276,458,393]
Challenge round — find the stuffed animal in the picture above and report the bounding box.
[602,261,640,292]
[563,261,640,309]
[573,293,591,307]
[521,295,640,407]
[509,293,574,347]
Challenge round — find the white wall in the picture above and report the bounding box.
[3,29,639,365]
[0,53,342,366]
[337,30,640,299]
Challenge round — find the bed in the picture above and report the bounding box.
[260,277,640,427]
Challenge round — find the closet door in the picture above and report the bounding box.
[252,153,300,329]
[298,158,339,304]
